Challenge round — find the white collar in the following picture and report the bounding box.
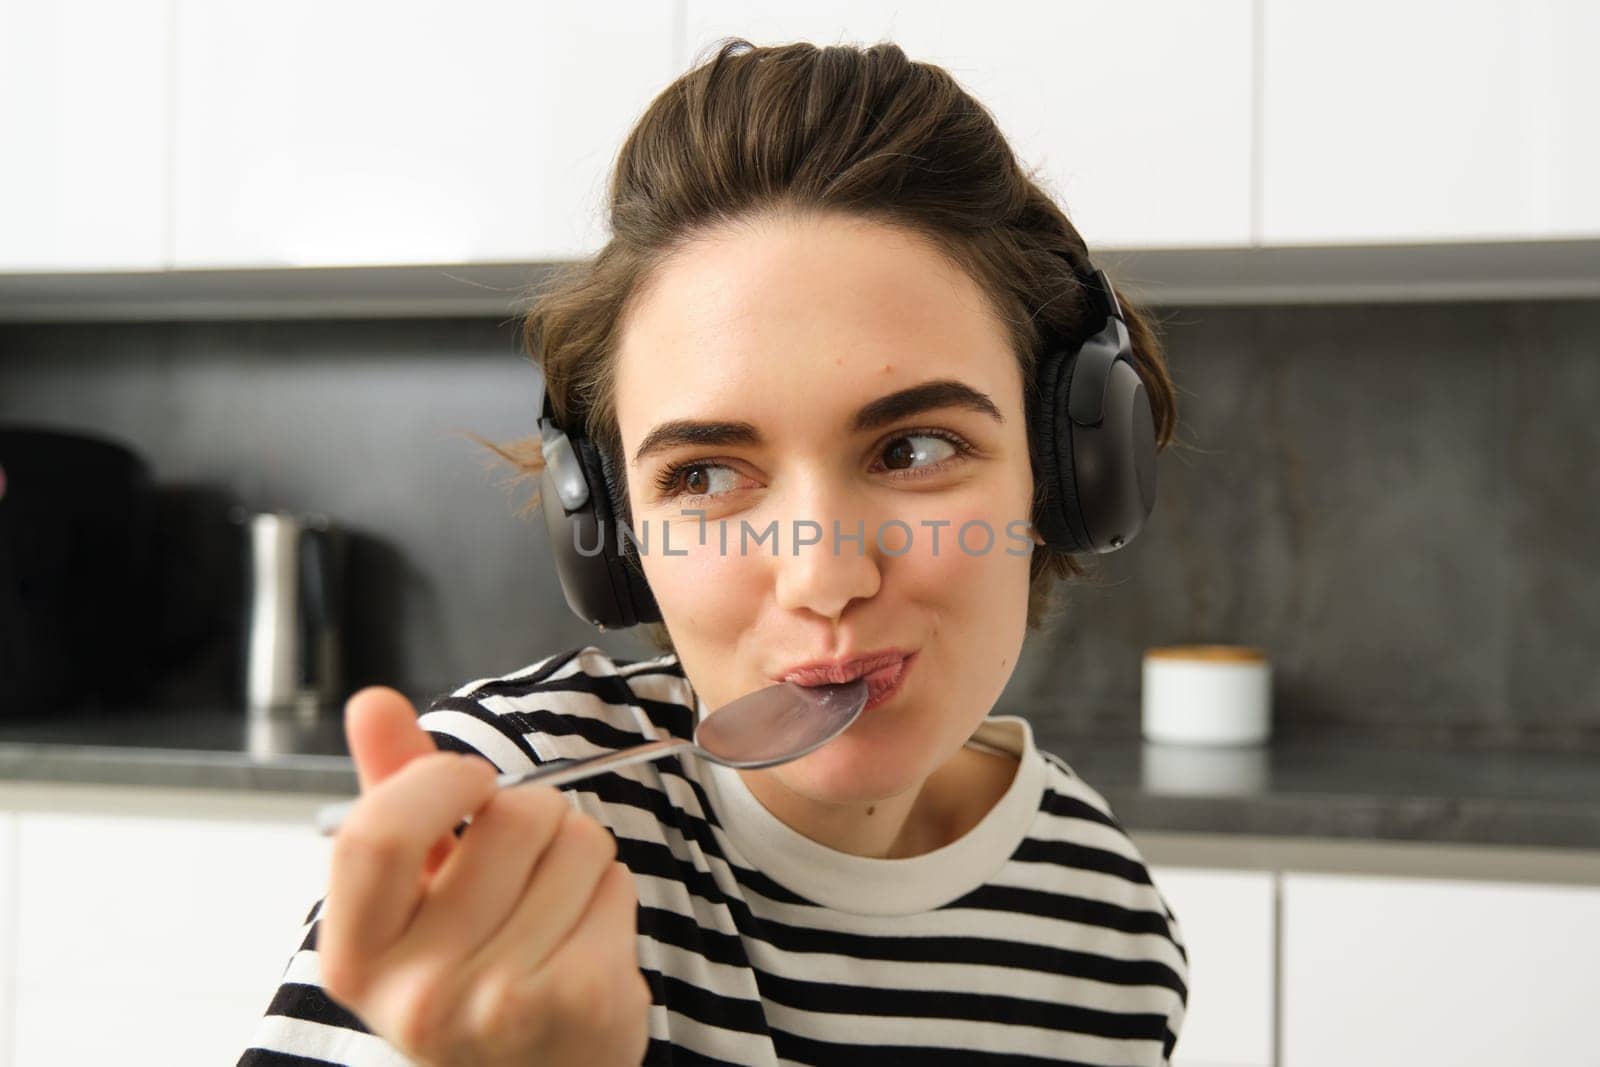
[693,691,1048,916]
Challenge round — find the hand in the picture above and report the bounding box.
[316,686,653,1067]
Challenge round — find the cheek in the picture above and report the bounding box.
[883,510,1030,605]
[637,520,762,612]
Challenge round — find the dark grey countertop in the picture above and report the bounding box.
[0,706,355,795]
[1046,729,1600,852]
[2,706,1598,851]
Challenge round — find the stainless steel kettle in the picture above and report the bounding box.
[232,509,347,720]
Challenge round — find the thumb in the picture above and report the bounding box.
[344,686,437,794]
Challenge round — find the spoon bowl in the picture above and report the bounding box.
[315,677,869,836]
[694,676,869,767]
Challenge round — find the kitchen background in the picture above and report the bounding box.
[2,2,1599,1066]
[3,296,1598,751]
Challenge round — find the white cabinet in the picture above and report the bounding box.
[682,1,1256,250]
[1149,866,1275,1067]
[1261,0,1600,244]
[1520,1,1600,241]
[1280,871,1600,1067]
[12,808,332,1066]
[0,0,170,271]
[171,0,679,267]
[6,0,1600,292]
[0,814,15,1067]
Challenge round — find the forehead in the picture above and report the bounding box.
[613,213,1019,448]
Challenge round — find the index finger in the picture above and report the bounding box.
[345,686,439,794]
[322,752,500,972]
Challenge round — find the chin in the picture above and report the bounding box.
[771,746,925,806]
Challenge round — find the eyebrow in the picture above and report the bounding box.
[631,378,1004,465]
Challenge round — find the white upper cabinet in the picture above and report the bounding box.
[0,0,170,271]
[7,0,1598,284]
[682,1,1256,250]
[171,1,679,268]
[1281,871,1600,1067]
[1261,0,1600,244]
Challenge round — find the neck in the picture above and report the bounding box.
[737,743,1017,859]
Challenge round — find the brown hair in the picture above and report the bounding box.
[472,38,1179,657]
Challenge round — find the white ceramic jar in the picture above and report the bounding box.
[1141,645,1272,746]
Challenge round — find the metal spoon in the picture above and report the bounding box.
[314,677,869,836]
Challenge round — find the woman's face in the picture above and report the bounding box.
[612,210,1039,808]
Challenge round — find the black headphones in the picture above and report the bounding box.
[535,257,1156,631]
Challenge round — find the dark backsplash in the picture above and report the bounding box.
[2,299,1596,750]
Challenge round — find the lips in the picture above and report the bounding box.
[777,649,910,687]
[860,652,914,710]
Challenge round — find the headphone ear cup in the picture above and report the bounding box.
[1031,344,1095,554]
[537,426,662,630]
[539,443,622,629]
[573,434,657,629]
[592,441,662,626]
[1075,359,1157,552]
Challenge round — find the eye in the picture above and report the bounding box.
[652,460,743,502]
[651,428,976,503]
[873,430,971,478]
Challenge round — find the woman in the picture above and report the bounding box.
[243,38,1188,1066]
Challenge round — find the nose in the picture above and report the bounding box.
[769,477,887,622]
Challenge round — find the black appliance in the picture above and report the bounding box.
[0,425,157,715]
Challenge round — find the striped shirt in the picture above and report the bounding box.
[241,644,1190,1066]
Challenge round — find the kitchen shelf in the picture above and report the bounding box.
[2,237,1598,323]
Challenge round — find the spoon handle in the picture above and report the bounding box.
[314,736,694,836]
[493,737,694,792]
